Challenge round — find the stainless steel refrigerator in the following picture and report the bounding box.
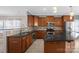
[65,20,79,40]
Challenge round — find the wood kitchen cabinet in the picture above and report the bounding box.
[22,36,27,52]
[46,16,54,22]
[35,31,46,39]
[44,41,65,53]
[54,17,64,27]
[34,16,39,26]
[63,15,74,22]
[7,36,22,53]
[28,15,39,27]
[27,34,32,47]
[44,40,75,53]
[28,15,34,26]
[7,33,33,53]
[38,17,47,26]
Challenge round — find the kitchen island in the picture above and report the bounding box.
[44,32,75,53]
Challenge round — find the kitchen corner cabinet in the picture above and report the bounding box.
[28,15,34,26]
[28,15,39,26]
[35,31,46,39]
[34,16,39,26]
[63,15,74,22]
[7,34,33,53]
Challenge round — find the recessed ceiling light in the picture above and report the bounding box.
[53,7,57,13]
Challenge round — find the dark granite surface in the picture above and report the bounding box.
[44,33,74,42]
[11,31,34,37]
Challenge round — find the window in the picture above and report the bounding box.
[0,20,3,29]
[5,19,21,29]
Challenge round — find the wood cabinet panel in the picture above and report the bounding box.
[38,17,47,26]
[54,17,64,27]
[7,33,33,53]
[35,31,46,39]
[7,37,22,53]
[44,41,65,53]
[34,16,39,26]
[28,15,34,26]
[46,16,54,22]
[22,36,27,52]
[63,15,74,21]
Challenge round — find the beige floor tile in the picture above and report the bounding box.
[25,39,44,53]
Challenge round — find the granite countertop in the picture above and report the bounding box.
[44,33,74,42]
[10,31,34,37]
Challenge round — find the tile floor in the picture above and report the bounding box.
[25,39,44,53]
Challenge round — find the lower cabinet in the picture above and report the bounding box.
[44,40,75,53]
[7,34,33,53]
[44,41,65,53]
[7,36,22,53]
[35,30,46,39]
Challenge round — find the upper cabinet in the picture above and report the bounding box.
[38,17,47,26]
[28,15,39,26]
[28,15,67,27]
[28,15,34,26]
[46,16,54,22]
[54,17,64,27]
[34,16,39,26]
[63,15,74,22]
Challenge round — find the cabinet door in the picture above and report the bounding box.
[34,16,38,26]
[54,17,64,27]
[28,34,32,45]
[7,37,22,53]
[26,34,32,47]
[56,41,65,53]
[28,15,34,26]
[25,36,29,48]
[44,41,65,53]
[38,17,47,26]
[22,36,27,52]
[63,15,74,22]
[38,18,43,26]
[35,31,45,39]
[46,16,54,22]
[44,42,57,53]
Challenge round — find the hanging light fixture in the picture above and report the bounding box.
[69,6,74,20]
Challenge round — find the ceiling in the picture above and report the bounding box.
[0,6,79,16]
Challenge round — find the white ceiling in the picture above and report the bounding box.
[0,6,79,16]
